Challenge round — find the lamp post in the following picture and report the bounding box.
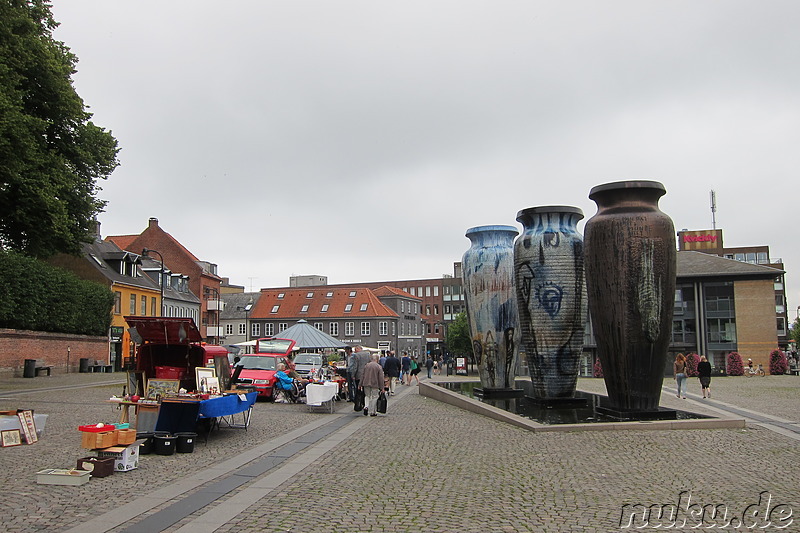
[142,248,164,316]
[245,299,253,342]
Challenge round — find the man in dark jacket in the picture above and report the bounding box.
[383,351,401,395]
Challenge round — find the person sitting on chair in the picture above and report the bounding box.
[274,363,306,403]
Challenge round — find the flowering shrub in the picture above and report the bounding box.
[685,352,700,377]
[726,352,744,376]
[769,349,788,375]
[593,357,604,378]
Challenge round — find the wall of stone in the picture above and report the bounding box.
[0,329,107,376]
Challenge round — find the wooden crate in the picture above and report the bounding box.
[81,430,117,450]
[116,429,136,445]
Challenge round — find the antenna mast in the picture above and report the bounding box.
[710,189,717,230]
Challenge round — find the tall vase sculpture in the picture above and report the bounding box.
[462,225,520,392]
[514,206,588,400]
[584,181,677,412]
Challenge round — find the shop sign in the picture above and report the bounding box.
[683,234,717,243]
[110,326,124,342]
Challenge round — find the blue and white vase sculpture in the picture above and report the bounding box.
[462,225,520,391]
[514,206,588,400]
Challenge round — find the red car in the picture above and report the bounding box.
[234,338,296,400]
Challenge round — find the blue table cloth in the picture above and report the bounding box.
[198,392,257,418]
[155,392,257,433]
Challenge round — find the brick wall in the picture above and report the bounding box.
[734,279,779,371]
[0,329,107,376]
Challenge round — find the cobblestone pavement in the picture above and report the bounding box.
[1,373,798,532]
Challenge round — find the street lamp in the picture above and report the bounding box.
[142,248,164,316]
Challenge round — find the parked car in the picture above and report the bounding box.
[292,353,325,377]
[234,355,295,400]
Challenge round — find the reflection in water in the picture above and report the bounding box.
[439,380,709,425]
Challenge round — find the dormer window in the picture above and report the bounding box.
[306,292,314,298]
[349,291,356,297]
[301,305,309,313]
[360,303,368,311]
[271,305,280,313]
[321,304,329,313]
[344,304,353,312]
[278,293,285,299]
[326,292,333,297]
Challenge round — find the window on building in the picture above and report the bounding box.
[300,305,309,313]
[777,317,787,336]
[271,305,280,313]
[757,252,769,264]
[307,292,314,298]
[707,318,736,344]
[444,305,452,314]
[434,286,439,297]
[278,323,287,332]
[434,304,439,315]
[277,293,285,299]
[426,304,431,315]
[225,323,234,336]
[114,292,122,314]
[321,304,329,312]
[140,296,147,316]
[360,303,368,311]
[379,321,388,335]
[326,291,333,297]
[251,323,260,337]
[330,322,339,336]
[434,323,440,334]
[349,291,356,297]
[427,324,431,334]
[746,252,756,264]
[775,276,784,291]
[418,286,423,296]
[444,285,451,295]
[401,301,405,313]
[410,287,415,296]
[151,297,157,316]
[238,323,246,335]
[314,322,323,331]
[361,322,370,336]
[130,294,136,315]
[426,286,431,297]
[264,323,274,336]
[776,295,785,313]
[345,322,354,336]
[344,304,352,312]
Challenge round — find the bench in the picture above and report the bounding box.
[33,360,53,376]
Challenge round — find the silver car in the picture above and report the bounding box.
[293,353,324,377]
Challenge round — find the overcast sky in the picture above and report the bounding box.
[50,1,799,317]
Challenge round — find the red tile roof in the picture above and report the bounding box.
[250,287,398,320]
[371,285,422,300]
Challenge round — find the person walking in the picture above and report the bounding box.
[425,355,434,379]
[345,346,356,401]
[697,355,712,398]
[401,352,411,385]
[408,355,421,386]
[353,345,371,390]
[383,351,401,395]
[362,353,385,417]
[674,353,688,399]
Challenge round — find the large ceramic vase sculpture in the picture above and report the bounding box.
[584,181,677,412]
[462,225,520,392]
[514,206,588,400]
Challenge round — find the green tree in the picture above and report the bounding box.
[446,312,472,358]
[0,0,118,258]
[790,316,800,344]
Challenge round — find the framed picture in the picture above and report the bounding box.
[145,378,180,400]
[17,410,37,444]
[201,376,220,393]
[195,367,216,389]
[1,429,22,447]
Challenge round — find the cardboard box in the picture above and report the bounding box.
[97,440,142,472]
[81,430,117,450]
[36,469,91,486]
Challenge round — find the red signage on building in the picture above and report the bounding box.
[683,234,718,243]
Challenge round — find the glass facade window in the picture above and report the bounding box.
[707,318,736,343]
[777,318,786,336]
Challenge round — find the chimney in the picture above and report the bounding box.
[148,217,159,229]
[92,220,102,242]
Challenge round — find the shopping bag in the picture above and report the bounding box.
[376,391,387,414]
[353,388,365,412]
